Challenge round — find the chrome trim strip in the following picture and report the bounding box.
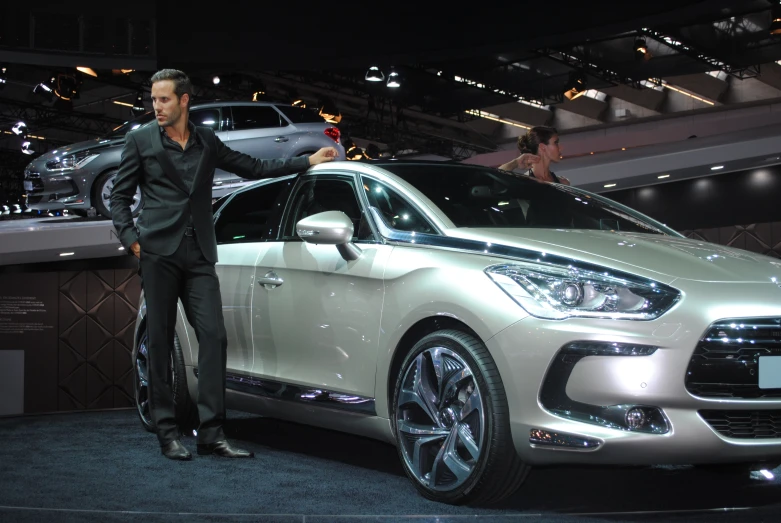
[193,369,377,415]
[529,429,602,450]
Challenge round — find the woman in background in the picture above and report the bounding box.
[498,126,570,185]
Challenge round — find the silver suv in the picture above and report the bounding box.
[22,101,345,218]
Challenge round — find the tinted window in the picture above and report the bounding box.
[214,180,289,244]
[283,178,374,241]
[380,163,680,235]
[361,177,435,234]
[189,108,220,130]
[230,105,284,130]
[104,112,156,139]
[276,105,326,124]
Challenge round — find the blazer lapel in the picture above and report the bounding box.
[150,125,190,194]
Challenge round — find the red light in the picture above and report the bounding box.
[324,127,340,144]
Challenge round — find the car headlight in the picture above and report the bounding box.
[45,152,99,171]
[485,262,680,320]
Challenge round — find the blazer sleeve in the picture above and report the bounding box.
[110,131,142,249]
[213,132,310,179]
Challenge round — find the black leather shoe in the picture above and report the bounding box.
[197,440,254,458]
[161,439,192,461]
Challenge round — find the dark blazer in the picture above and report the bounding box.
[110,124,310,263]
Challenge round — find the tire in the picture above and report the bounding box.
[94,169,143,219]
[391,329,530,505]
[133,322,198,435]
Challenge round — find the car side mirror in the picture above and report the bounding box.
[296,210,362,261]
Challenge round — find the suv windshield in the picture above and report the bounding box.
[379,163,681,236]
[104,112,156,139]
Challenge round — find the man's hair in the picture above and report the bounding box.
[150,69,193,106]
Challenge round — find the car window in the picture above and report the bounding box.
[275,105,326,124]
[230,105,286,130]
[381,163,681,235]
[189,108,220,131]
[361,177,435,234]
[214,179,290,244]
[282,178,374,242]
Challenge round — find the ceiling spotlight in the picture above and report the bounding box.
[564,70,587,100]
[365,66,384,82]
[21,141,34,155]
[0,66,7,90]
[131,91,146,116]
[387,71,401,88]
[77,66,98,77]
[634,37,650,61]
[711,165,724,170]
[771,6,781,35]
[54,74,80,100]
[11,121,27,136]
[33,77,55,101]
[658,174,670,179]
[212,76,220,85]
[604,183,617,188]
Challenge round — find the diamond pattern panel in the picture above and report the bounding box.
[682,222,781,259]
[57,269,142,412]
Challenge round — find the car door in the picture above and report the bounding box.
[212,177,294,374]
[188,106,233,199]
[223,104,294,192]
[250,174,393,398]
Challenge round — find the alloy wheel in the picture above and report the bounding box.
[134,332,153,428]
[396,347,485,491]
[101,174,141,214]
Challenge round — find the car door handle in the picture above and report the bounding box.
[274,136,289,142]
[257,270,284,288]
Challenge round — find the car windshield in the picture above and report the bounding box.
[379,163,682,236]
[104,112,156,139]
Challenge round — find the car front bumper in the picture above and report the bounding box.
[488,279,781,467]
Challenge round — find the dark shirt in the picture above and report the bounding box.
[160,123,202,226]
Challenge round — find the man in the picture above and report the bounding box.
[111,69,338,461]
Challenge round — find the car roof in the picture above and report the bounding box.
[189,100,287,108]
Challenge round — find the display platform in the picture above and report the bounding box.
[0,409,779,523]
[0,215,125,266]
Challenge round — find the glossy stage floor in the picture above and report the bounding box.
[0,409,779,523]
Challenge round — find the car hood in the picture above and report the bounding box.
[446,228,781,283]
[35,137,122,162]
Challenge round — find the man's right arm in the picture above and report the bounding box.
[110,132,142,254]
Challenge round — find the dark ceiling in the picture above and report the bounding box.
[3,0,781,160]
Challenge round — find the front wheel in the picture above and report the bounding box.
[133,323,198,434]
[392,329,530,505]
[94,169,143,219]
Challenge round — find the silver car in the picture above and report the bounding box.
[131,160,781,505]
[23,101,344,218]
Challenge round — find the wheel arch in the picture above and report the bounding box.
[385,316,483,419]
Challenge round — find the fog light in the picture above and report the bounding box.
[625,408,647,429]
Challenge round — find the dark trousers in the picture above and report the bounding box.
[139,232,227,446]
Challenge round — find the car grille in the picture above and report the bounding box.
[700,409,781,439]
[685,317,781,399]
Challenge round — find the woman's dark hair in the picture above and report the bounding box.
[518,126,558,154]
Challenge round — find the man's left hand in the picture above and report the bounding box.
[308,147,339,166]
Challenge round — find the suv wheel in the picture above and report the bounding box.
[94,169,142,219]
[392,329,530,505]
[133,323,198,434]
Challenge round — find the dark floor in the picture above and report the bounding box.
[0,409,779,523]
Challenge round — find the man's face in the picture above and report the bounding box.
[151,80,188,128]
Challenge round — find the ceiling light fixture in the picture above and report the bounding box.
[464,109,530,129]
[59,252,75,256]
[77,67,98,77]
[365,66,384,82]
[604,183,617,188]
[710,165,724,170]
[387,70,401,88]
[658,174,670,179]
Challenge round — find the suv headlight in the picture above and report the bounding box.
[45,151,99,171]
[485,262,680,320]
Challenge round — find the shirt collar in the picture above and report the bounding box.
[159,121,200,144]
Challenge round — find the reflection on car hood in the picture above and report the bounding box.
[36,137,121,162]
[446,228,781,283]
